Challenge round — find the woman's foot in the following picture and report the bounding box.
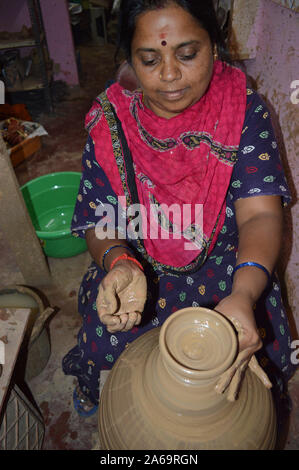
[73,384,98,417]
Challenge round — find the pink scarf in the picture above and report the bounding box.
[86,61,246,270]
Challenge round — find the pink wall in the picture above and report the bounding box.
[0,0,79,85]
[39,0,79,85]
[243,0,299,335]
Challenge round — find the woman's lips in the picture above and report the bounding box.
[158,88,187,100]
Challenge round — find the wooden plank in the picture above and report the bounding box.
[0,133,52,286]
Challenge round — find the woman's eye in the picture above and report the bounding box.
[141,58,158,66]
[179,52,197,61]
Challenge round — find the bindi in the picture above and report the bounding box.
[159,32,167,46]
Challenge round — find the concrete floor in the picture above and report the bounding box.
[1,42,298,450]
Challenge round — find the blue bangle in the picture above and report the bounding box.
[102,244,134,272]
[232,262,271,282]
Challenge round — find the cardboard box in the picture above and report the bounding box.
[9,134,41,167]
[0,119,47,167]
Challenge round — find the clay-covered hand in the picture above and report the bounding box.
[96,260,147,333]
[214,292,272,401]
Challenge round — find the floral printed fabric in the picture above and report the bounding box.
[62,89,295,405]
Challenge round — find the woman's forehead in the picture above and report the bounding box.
[132,6,208,47]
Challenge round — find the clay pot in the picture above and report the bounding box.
[99,307,277,450]
[0,285,54,381]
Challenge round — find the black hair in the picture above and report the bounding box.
[116,0,230,64]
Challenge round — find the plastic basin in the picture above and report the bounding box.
[21,171,87,258]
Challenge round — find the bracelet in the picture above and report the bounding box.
[232,262,271,282]
[102,244,134,272]
[110,253,144,272]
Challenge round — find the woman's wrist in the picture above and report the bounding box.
[231,264,269,306]
[110,253,144,272]
[102,245,135,272]
[85,228,134,272]
[232,262,271,283]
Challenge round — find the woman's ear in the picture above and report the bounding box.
[115,61,139,91]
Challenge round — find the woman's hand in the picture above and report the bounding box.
[96,260,147,333]
[214,292,272,401]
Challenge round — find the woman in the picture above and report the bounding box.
[63,0,295,417]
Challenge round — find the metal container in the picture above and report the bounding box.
[0,285,54,381]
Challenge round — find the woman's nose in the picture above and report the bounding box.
[159,60,182,82]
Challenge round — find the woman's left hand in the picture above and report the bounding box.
[214,292,272,401]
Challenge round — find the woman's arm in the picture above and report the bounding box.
[232,194,283,303]
[214,194,283,400]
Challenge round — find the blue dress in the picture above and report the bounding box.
[62,89,296,406]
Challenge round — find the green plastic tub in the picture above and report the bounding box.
[21,172,87,258]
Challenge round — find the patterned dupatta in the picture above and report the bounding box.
[86,61,247,274]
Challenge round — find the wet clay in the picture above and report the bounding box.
[96,261,147,333]
[98,307,277,450]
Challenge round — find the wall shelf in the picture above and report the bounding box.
[0,38,36,50]
[0,0,53,113]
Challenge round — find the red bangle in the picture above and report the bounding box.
[110,253,144,272]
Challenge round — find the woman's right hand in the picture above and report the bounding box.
[96,259,147,333]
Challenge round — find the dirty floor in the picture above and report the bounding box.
[0,42,298,450]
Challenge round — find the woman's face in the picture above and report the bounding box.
[131,4,214,119]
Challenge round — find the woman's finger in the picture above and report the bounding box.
[215,348,250,396]
[96,284,118,318]
[100,312,118,326]
[106,312,136,333]
[134,312,142,326]
[121,312,139,332]
[248,355,272,389]
[215,364,237,395]
[226,360,249,402]
[106,316,123,333]
[117,313,130,331]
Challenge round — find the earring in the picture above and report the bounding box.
[213,45,218,61]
